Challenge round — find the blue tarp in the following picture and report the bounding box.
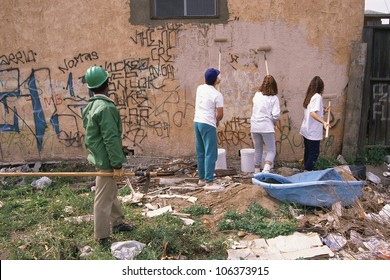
[252,168,366,207]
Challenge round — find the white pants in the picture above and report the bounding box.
[251,132,276,167]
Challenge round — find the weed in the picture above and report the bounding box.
[133,213,227,260]
[118,186,132,196]
[182,204,211,216]
[0,180,227,260]
[217,203,298,239]
[355,146,389,166]
[314,156,339,170]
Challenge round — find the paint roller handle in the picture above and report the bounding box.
[263,52,269,75]
[325,101,331,138]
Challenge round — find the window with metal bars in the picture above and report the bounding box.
[151,0,218,19]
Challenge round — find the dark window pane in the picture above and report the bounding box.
[187,0,216,16]
[155,0,184,17]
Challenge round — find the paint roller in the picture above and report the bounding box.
[325,100,331,138]
[257,46,272,75]
[214,38,228,71]
[323,94,336,138]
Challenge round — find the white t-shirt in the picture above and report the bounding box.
[194,84,224,127]
[299,93,324,140]
[250,92,280,133]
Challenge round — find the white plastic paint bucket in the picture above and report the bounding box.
[241,148,255,172]
[215,148,227,169]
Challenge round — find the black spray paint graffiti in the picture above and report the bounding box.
[218,117,251,146]
[130,23,182,64]
[100,24,192,151]
[1,23,191,156]
[0,50,37,66]
[109,69,186,151]
[58,52,99,74]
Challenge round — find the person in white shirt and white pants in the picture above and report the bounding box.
[250,75,280,174]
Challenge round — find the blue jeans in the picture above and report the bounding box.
[194,122,217,183]
[303,137,320,171]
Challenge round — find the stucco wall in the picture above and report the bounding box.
[0,0,364,164]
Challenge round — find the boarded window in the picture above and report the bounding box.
[152,0,218,18]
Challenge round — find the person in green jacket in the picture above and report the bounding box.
[83,66,134,244]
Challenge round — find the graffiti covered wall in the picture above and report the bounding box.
[0,0,364,163]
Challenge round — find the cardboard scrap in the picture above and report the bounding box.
[180,217,195,226]
[365,204,390,225]
[146,194,198,203]
[143,205,172,217]
[227,232,334,260]
[64,214,94,224]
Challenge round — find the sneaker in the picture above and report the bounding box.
[197,179,206,186]
[203,183,225,191]
[113,223,135,233]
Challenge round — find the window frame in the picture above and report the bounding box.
[150,0,219,19]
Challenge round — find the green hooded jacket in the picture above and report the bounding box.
[82,95,125,170]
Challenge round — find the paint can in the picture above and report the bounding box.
[215,148,227,169]
[240,148,255,172]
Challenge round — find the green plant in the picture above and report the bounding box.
[314,156,339,170]
[355,146,389,166]
[182,204,211,216]
[133,213,227,260]
[217,203,298,239]
[0,178,228,260]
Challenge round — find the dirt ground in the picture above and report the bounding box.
[125,155,390,259]
[148,183,280,229]
[129,155,390,217]
[4,156,388,259]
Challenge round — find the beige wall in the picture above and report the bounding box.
[0,0,364,164]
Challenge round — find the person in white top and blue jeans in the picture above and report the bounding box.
[250,75,280,174]
[299,76,331,171]
[194,68,224,188]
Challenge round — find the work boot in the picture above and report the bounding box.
[97,237,112,246]
[113,223,135,233]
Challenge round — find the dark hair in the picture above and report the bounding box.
[303,76,324,108]
[90,79,109,94]
[259,75,278,96]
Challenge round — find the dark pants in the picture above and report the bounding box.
[303,137,320,171]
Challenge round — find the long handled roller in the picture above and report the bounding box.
[257,46,272,75]
[214,38,228,71]
[325,101,331,138]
